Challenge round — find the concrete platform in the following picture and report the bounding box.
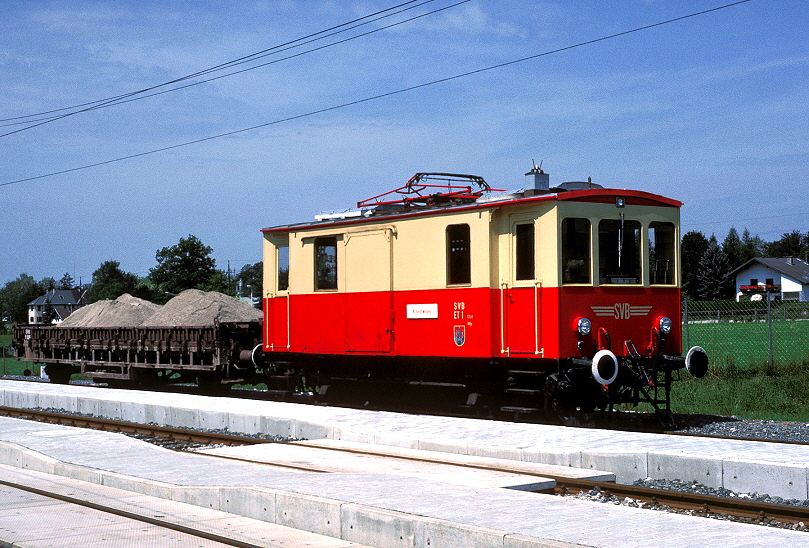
[197,439,593,491]
[1,380,809,546]
[0,464,369,547]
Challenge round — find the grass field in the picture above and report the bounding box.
[685,319,809,368]
[670,363,809,421]
[0,333,41,377]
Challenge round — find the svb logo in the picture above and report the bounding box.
[614,302,631,320]
[453,325,466,346]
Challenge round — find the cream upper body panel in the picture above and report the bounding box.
[262,190,682,297]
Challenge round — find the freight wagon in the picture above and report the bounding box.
[13,322,262,390]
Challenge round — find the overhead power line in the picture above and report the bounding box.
[1,0,425,123]
[0,0,458,137]
[0,0,751,189]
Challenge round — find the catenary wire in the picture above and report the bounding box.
[0,1,751,189]
[0,0,450,136]
[0,0,469,135]
[0,0,430,126]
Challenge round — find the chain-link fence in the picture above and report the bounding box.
[683,298,809,369]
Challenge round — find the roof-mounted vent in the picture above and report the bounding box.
[525,163,549,194]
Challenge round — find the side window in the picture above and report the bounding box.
[314,236,337,290]
[649,222,675,285]
[515,223,535,281]
[447,224,471,285]
[561,218,591,284]
[599,219,641,284]
[277,244,289,291]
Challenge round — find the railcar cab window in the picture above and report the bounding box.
[515,223,535,281]
[447,224,471,285]
[648,222,675,285]
[277,243,289,291]
[561,218,591,284]
[314,236,338,290]
[599,219,641,284]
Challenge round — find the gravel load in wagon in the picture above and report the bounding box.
[60,294,162,327]
[141,289,262,327]
[58,289,261,328]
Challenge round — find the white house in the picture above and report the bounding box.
[27,288,87,324]
[728,257,809,302]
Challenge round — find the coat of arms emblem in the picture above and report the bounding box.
[453,325,465,346]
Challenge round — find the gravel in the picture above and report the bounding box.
[141,289,262,326]
[57,289,261,328]
[677,415,809,443]
[560,414,809,531]
[60,294,161,327]
[567,484,809,531]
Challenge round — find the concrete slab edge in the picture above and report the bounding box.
[0,440,583,548]
[4,384,807,501]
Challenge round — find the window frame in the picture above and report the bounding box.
[561,217,592,285]
[446,223,472,286]
[598,218,641,285]
[514,222,536,282]
[314,236,338,291]
[648,221,677,286]
[276,243,290,292]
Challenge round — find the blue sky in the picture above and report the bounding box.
[1,0,806,285]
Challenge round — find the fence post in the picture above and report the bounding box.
[767,295,774,368]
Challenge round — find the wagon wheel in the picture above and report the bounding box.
[130,367,161,388]
[44,364,72,385]
[196,371,231,394]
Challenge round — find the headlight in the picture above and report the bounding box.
[658,316,672,335]
[576,317,591,336]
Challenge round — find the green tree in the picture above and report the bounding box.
[698,236,732,301]
[766,230,807,259]
[149,235,217,303]
[721,227,745,270]
[57,272,74,290]
[198,269,233,295]
[0,274,41,324]
[39,277,56,292]
[741,228,765,262]
[681,231,709,300]
[87,261,142,303]
[41,298,57,324]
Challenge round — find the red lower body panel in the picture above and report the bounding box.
[263,286,682,360]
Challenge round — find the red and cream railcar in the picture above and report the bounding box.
[260,172,706,413]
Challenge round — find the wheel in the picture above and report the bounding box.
[196,372,231,395]
[44,364,73,384]
[130,368,160,388]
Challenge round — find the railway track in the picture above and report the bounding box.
[2,405,809,529]
[0,478,267,548]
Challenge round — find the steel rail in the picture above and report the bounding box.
[0,478,265,548]
[553,479,809,525]
[0,406,267,446]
